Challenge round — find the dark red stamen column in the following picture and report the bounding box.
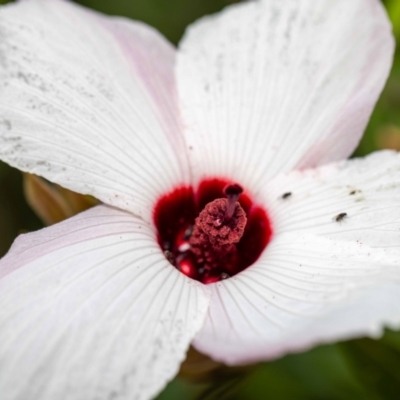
[153,179,273,284]
[189,185,247,283]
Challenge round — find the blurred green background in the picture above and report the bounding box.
[1,0,400,399]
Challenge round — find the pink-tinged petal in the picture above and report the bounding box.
[0,0,189,222]
[0,205,210,400]
[177,0,394,192]
[194,151,400,365]
[194,234,400,365]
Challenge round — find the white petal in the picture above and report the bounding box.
[0,0,189,222]
[265,150,400,250]
[194,151,400,365]
[194,234,400,365]
[0,206,210,400]
[177,0,394,191]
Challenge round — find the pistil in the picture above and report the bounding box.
[188,185,247,278]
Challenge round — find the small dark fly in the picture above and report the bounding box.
[334,212,347,223]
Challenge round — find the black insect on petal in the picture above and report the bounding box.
[281,192,292,200]
[334,212,348,223]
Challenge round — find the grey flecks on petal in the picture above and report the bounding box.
[0,119,11,130]
[269,5,281,26]
[0,0,193,221]
[0,19,119,185]
[0,19,117,126]
[284,9,298,41]
[86,68,115,102]
[99,315,188,400]
[17,70,30,85]
[378,182,400,191]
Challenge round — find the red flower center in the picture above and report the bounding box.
[153,178,273,284]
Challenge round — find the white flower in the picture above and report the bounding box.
[0,0,398,399]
